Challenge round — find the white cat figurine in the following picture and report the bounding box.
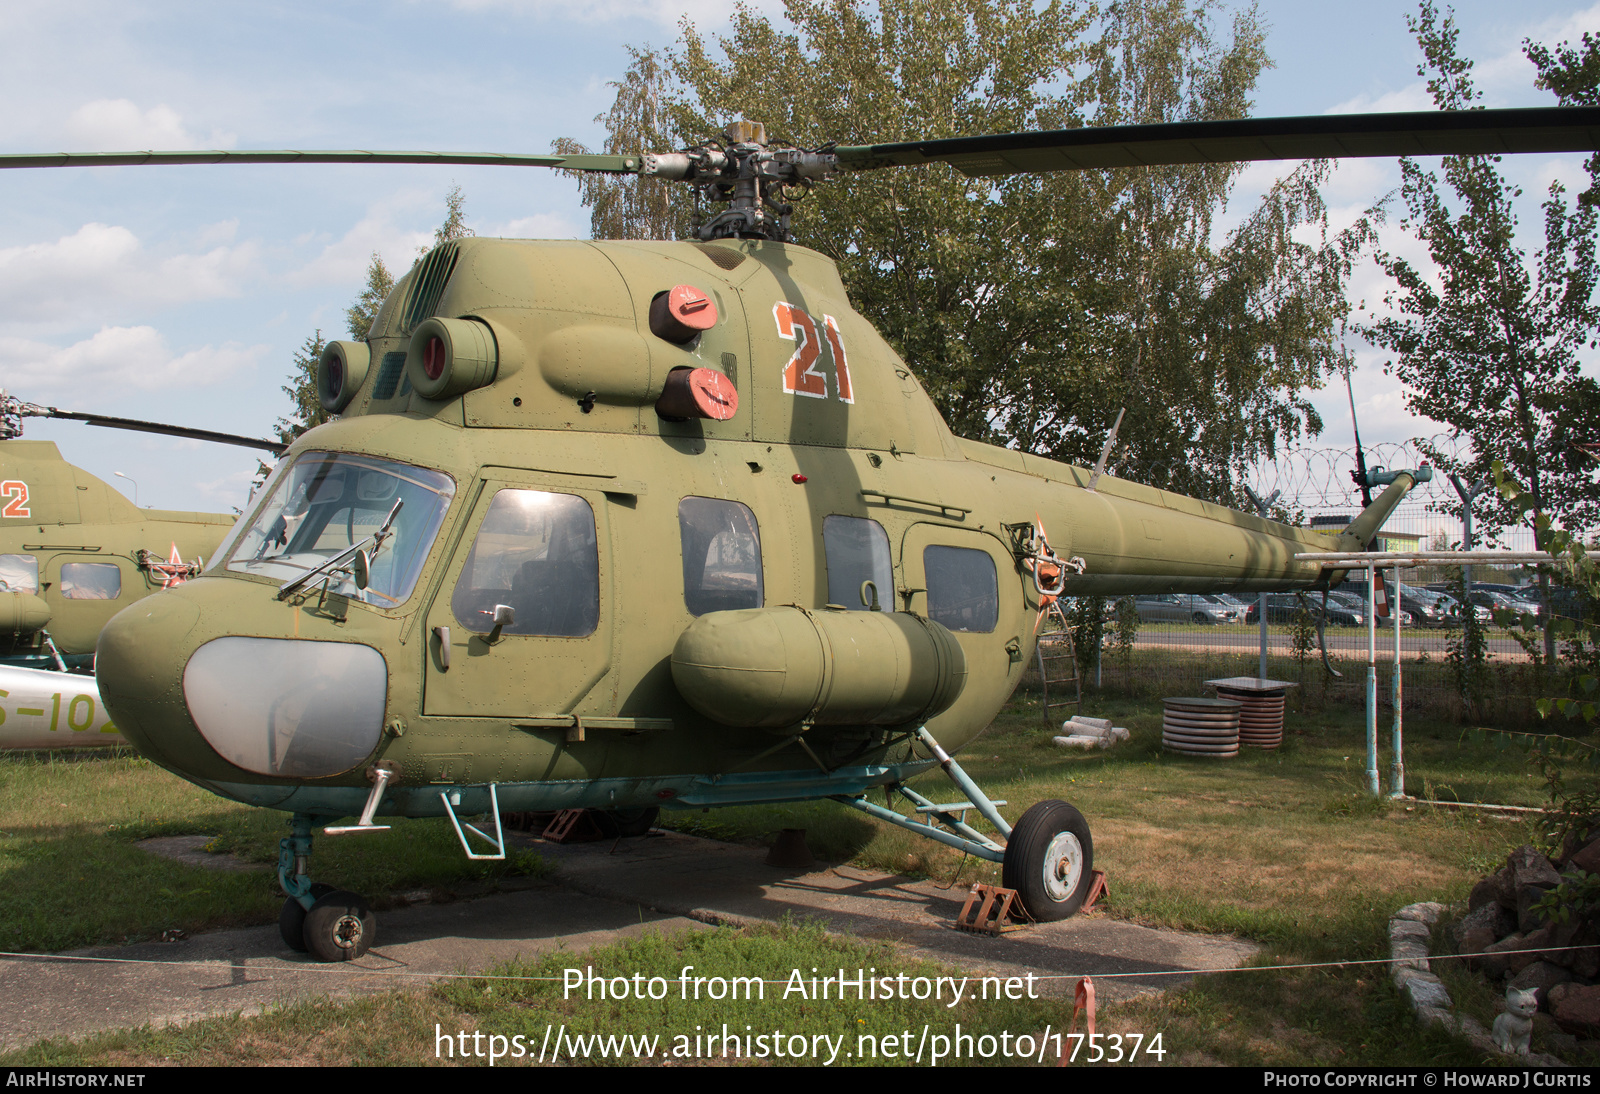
[1492,986,1538,1055]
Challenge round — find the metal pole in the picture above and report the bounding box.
[1367,563,1380,796]
[1448,474,1489,604]
[1245,487,1282,681]
[1390,564,1405,797]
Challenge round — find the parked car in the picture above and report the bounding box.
[1466,587,1539,623]
[1515,583,1591,622]
[1132,593,1240,625]
[1245,592,1363,627]
[1331,577,1458,627]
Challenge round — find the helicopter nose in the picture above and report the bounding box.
[97,590,202,768]
[99,590,389,781]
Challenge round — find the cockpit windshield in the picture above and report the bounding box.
[226,452,455,606]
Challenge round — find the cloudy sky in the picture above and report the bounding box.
[1,0,1597,513]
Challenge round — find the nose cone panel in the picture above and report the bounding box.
[183,638,388,778]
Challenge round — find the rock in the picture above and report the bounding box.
[1485,867,1519,911]
[1520,886,1561,933]
[1469,877,1500,912]
[1568,837,1600,875]
[1511,845,1562,890]
[1395,969,1452,1010]
[1393,937,1431,972]
[1456,902,1514,954]
[1541,919,1584,968]
[1395,901,1447,924]
[1391,917,1431,943]
[1478,933,1531,979]
[1553,984,1600,1037]
[1508,960,1575,1008]
[1574,923,1600,979]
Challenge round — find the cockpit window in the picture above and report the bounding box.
[225,452,455,606]
[451,490,599,637]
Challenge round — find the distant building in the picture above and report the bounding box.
[1306,515,1423,553]
[1376,531,1423,553]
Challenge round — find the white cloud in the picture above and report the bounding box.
[193,467,260,513]
[0,223,260,327]
[490,213,585,238]
[284,194,436,288]
[63,99,234,151]
[436,0,779,26]
[0,327,267,397]
[1328,85,1436,115]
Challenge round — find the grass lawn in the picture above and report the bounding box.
[0,686,1578,1066]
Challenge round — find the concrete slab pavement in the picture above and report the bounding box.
[0,828,1258,1052]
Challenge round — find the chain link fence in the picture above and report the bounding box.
[1029,437,1569,724]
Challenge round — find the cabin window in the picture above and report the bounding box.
[0,554,38,593]
[923,545,997,632]
[226,452,455,606]
[60,562,121,601]
[823,516,892,610]
[451,490,599,637]
[679,497,764,615]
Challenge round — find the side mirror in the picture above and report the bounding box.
[486,603,515,643]
[353,550,371,592]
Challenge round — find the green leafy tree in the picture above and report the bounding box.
[256,329,329,485]
[346,253,395,339]
[429,184,474,250]
[268,190,471,477]
[1358,3,1600,660]
[274,330,329,444]
[1525,31,1600,205]
[553,48,695,240]
[567,0,1373,503]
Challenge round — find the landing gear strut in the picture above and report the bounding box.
[836,726,1096,923]
[277,813,377,961]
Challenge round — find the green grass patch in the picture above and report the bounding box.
[3,918,1509,1067]
[0,690,1575,1065]
[0,751,547,952]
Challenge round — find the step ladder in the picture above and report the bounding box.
[1036,601,1081,726]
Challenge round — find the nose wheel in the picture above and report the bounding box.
[300,891,376,961]
[1002,800,1094,921]
[278,882,335,952]
[277,814,378,961]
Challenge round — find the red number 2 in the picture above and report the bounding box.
[0,481,29,519]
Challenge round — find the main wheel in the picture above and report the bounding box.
[303,890,376,961]
[594,807,660,838]
[1002,800,1094,922]
[278,882,335,952]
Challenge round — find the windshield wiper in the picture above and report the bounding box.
[276,498,404,601]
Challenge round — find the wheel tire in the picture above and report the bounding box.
[303,890,375,962]
[278,882,335,952]
[593,807,660,839]
[1192,612,1208,624]
[1002,800,1094,922]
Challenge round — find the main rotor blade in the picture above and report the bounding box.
[45,410,287,455]
[834,106,1600,177]
[0,150,641,173]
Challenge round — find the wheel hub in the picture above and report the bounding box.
[331,913,365,951]
[1043,831,1083,902]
